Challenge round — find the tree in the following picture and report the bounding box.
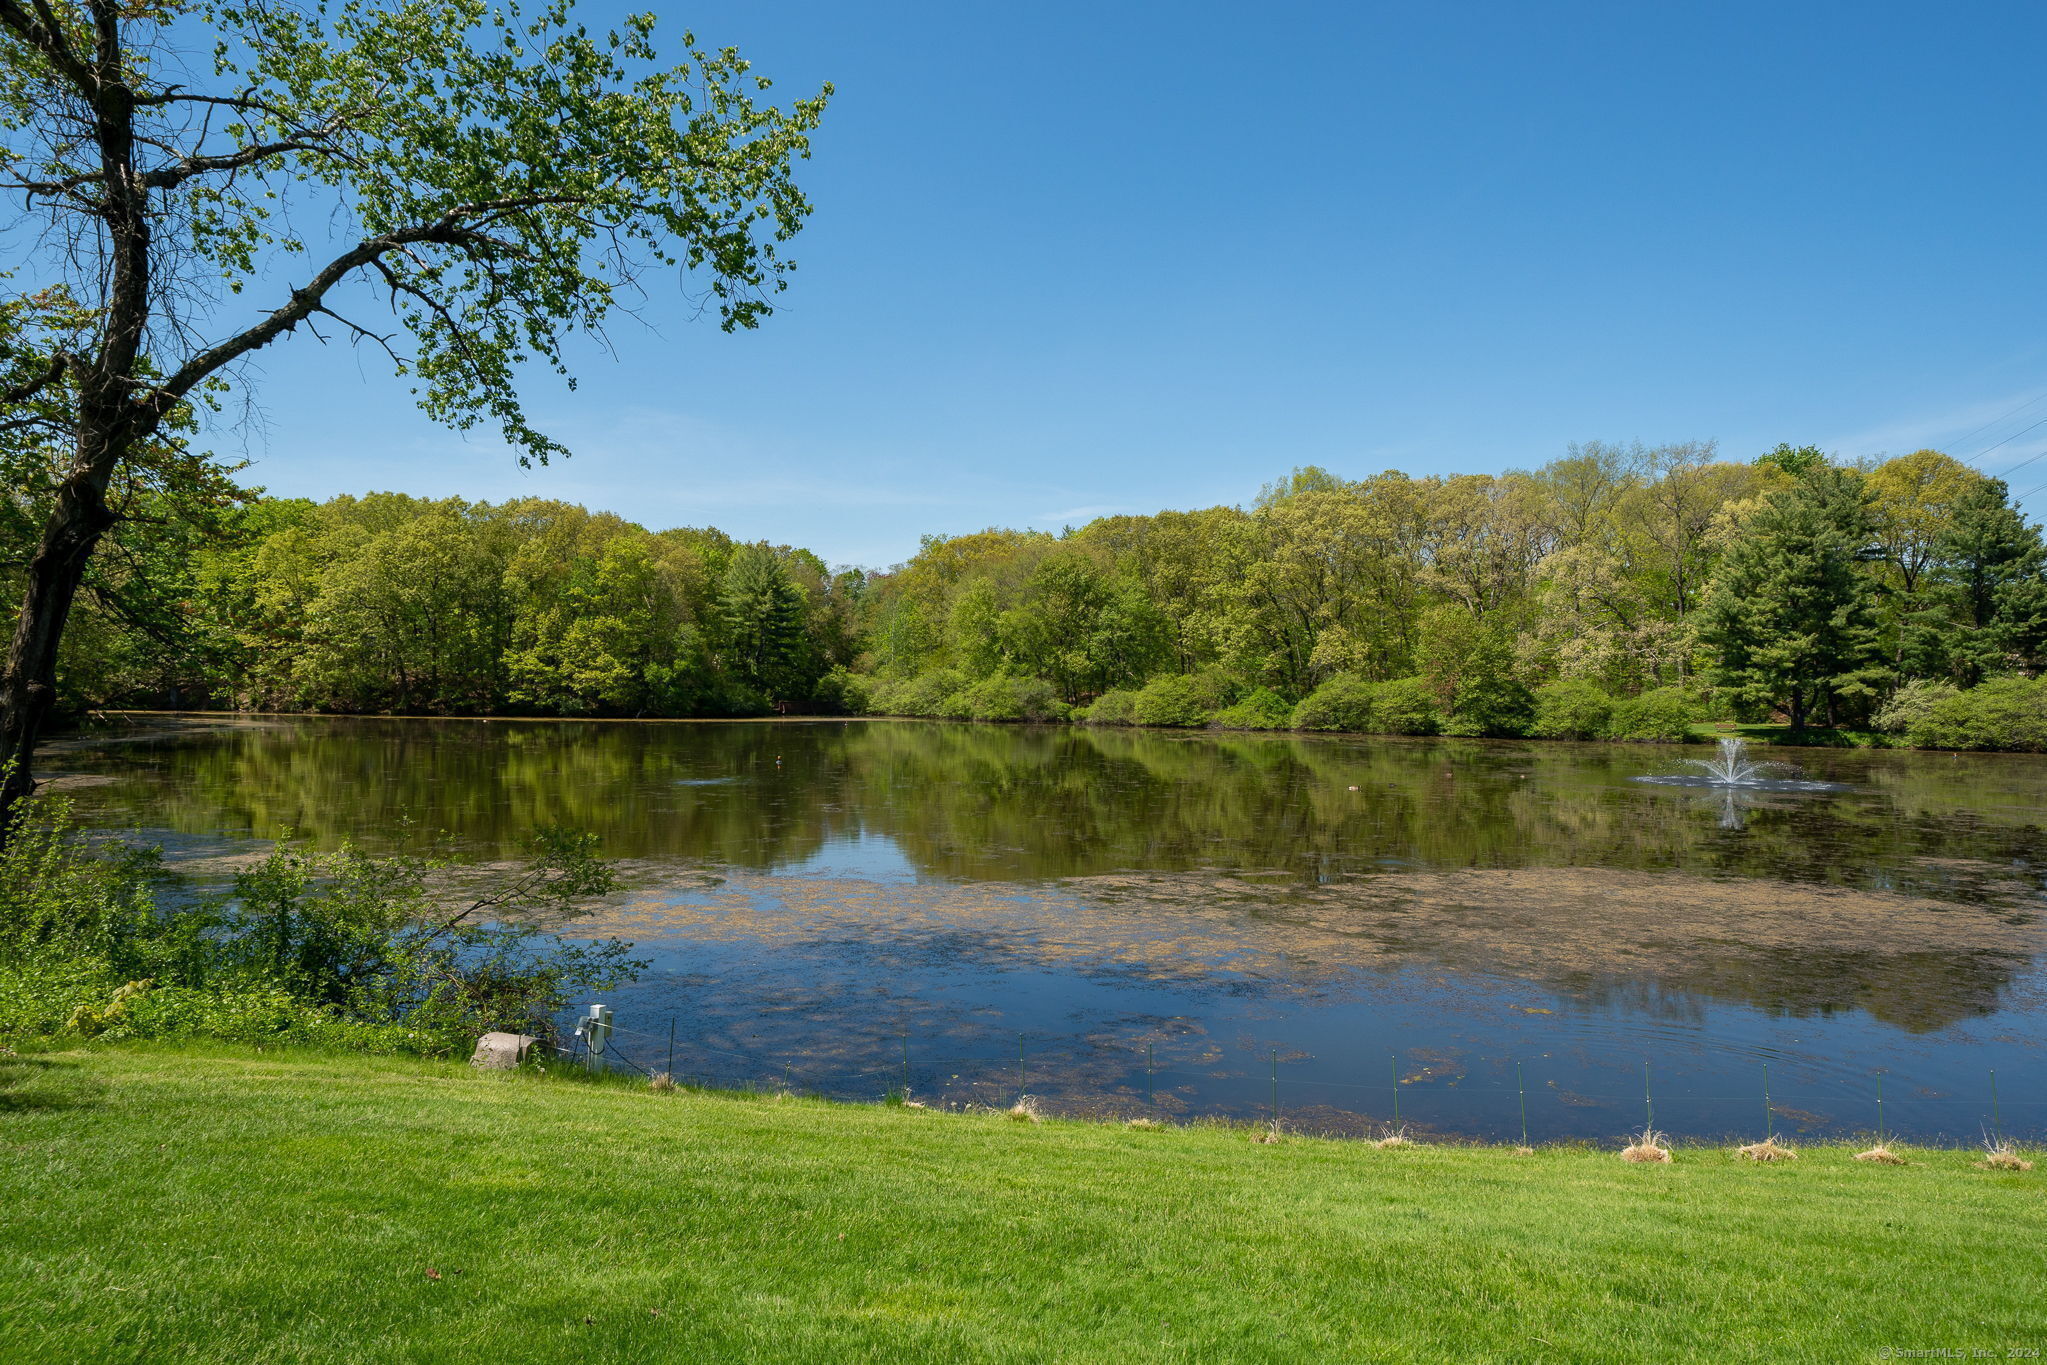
[1755,443,1828,478]
[1925,478,2047,683]
[720,543,808,701]
[0,0,828,836]
[1699,467,1887,729]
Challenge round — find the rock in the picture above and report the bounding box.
[470,1032,543,1070]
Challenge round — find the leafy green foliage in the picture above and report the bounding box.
[1904,676,2047,752]
[0,794,639,1051]
[945,674,1068,723]
[1872,679,1958,735]
[1291,674,1377,732]
[1700,468,1887,730]
[1604,687,1696,743]
[722,543,811,702]
[1370,677,1443,735]
[1530,680,1615,740]
[1211,687,1293,730]
[1131,675,1211,728]
[1081,688,1140,726]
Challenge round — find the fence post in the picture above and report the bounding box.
[666,1016,675,1080]
[1517,1061,1528,1148]
[1017,1033,1026,1103]
[1270,1049,1279,1129]
[1146,1042,1154,1106]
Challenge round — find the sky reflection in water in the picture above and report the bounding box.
[51,716,2047,1142]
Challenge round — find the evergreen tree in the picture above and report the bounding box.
[1699,467,1886,729]
[720,544,810,701]
[1927,479,2047,683]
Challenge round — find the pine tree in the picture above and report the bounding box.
[1699,467,1887,729]
[1928,479,2047,683]
[720,544,809,701]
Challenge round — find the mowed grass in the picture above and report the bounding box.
[1,1046,2042,1364]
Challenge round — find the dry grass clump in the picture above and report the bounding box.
[1855,1144,1906,1165]
[647,1072,677,1093]
[1374,1126,1415,1150]
[1125,1116,1164,1131]
[1005,1096,1043,1124]
[1620,1128,1672,1163]
[1736,1138,1797,1162]
[1978,1141,2034,1172]
[1251,1120,1285,1145]
[1512,1145,1535,1157]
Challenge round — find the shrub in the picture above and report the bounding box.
[1293,674,1376,732]
[1531,680,1615,741]
[1372,677,1442,735]
[1444,677,1536,738]
[1184,667,1246,712]
[1212,687,1293,730]
[1873,679,1959,735]
[812,665,872,716]
[1131,675,1211,727]
[0,795,642,1055]
[1605,687,1696,743]
[952,674,1068,722]
[869,668,964,718]
[1907,676,2047,752]
[1084,688,1139,726]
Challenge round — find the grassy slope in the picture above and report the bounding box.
[2,1046,2041,1364]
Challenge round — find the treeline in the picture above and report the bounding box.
[17,441,2047,749]
[22,491,864,717]
[856,444,2047,749]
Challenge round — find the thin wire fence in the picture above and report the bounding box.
[542,1009,2044,1148]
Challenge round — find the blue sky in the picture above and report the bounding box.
[230,0,2047,568]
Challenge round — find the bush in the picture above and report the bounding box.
[1212,687,1293,730]
[1131,675,1211,727]
[868,669,964,718]
[1605,687,1696,743]
[1293,674,1376,733]
[0,795,642,1055]
[1907,676,2047,751]
[1873,679,1959,735]
[1531,680,1616,741]
[1084,688,1139,725]
[951,674,1068,722]
[812,665,872,716]
[1372,677,1442,735]
[1444,677,1536,738]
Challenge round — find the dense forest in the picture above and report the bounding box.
[13,440,2047,749]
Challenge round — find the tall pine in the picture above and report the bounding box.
[1700,467,1886,729]
[1926,478,2047,683]
[720,543,810,701]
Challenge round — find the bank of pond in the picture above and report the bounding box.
[855,669,2047,752]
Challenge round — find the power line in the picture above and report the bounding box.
[1945,389,2047,454]
[1985,446,2047,484]
[1972,415,2047,462]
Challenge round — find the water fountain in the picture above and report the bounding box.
[1632,736,1846,794]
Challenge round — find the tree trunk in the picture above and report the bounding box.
[1787,686,1806,733]
[0,470,119,837]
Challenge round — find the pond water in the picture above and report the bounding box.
[47,714,2047,1144]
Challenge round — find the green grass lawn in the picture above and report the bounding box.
[2,1044,2041,1363]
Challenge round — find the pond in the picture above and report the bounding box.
[47,714,2047,1144]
